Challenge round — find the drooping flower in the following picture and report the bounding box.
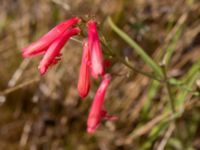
[77,40,91,98]
[87,20,104,79]
[22,17,80,57]
[87,74,117,134]
[38,27,80,75]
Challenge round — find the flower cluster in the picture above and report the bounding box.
[22,17,80,75]
[22,17,116,134]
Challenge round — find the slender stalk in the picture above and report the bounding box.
[118,56,160,81]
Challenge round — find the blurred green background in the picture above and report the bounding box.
[0,0,200,149]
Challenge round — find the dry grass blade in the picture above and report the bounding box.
[0,77,40,96]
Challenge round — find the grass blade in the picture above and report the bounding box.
[162,27,182,67]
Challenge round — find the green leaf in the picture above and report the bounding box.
[107,17,164,79]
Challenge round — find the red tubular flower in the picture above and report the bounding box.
[22,17,80,57]
[38,27,80,75]
[77,40,91,98]
[87,74,117,134]
[87,20,104,79]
